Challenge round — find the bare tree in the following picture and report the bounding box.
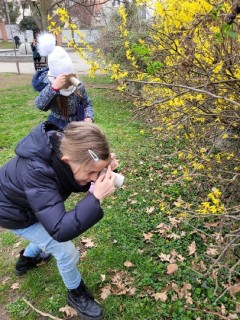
[23,0,112,31]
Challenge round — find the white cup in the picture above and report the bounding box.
[101,169,124,188]
[112,171,125,188]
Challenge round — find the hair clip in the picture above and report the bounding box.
[88,149,99,162]
[57,132,65,139]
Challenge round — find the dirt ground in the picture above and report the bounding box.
[0,74,32,88]
[0,304,9,320]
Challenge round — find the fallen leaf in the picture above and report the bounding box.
[59,305,77,317]
[100,285,111,300]
[158,253,171,262]
[188,241,196,255]
[101,274,106,282]
[81,237,96,248]
[228,313,239,319]
[11,282,20,290]
[143,232,153,241]
[221,304,226,315]
[124,261,134,268]
[13,241,22,248]
[229,284,240,295]
[146,206,155,214]
[167,233,181,240]
[206,247,219,256]
[152,292,168,302]
[168,217,180,226]
[2,276,11,284]
[167,263,178,275]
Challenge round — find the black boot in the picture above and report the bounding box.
[67,280,103,320]
[15,249,52,276]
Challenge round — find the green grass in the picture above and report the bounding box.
[0,41,15,49]
[0,73,239,320]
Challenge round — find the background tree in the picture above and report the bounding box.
[22,0,111,31]
[0,0,20,24]
[19,15,39,32]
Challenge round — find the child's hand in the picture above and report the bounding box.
[93,166,116,203]
[84,118,93,123]
[110,153,119,171]
[52,74,69,90]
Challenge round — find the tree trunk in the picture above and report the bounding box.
[39,0,49,31]
[26,0,49,31]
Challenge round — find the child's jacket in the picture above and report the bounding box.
[32,68,94,129]
[0,122,103,242]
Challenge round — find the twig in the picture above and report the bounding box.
[214,287,229,304]
[185,306,230,319]
[22,298,64,320]
[206,236,239,275]
[126,79,240,107]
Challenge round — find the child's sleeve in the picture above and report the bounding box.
[34,84,59,111]
[80,85,94,120]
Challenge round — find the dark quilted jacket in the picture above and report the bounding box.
[0,122,103,242]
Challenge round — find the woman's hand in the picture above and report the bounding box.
[93,165,116,203]
[110,153,119,171]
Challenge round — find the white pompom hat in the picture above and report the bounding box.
[37,32,74,77]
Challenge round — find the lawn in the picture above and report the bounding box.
[0,73,239,320]
[0,41,15,49]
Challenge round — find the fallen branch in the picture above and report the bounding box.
[22,298,64,320]
[206,236,240,275]
[185,306,230,320]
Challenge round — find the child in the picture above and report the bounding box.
[0,121,119,320]
[32,32,94,129]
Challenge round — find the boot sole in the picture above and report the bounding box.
[15,269,28,276]
[67,299,103,320]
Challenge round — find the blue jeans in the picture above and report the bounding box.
[11,222,81,290]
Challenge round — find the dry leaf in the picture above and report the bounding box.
[167,263,178,275]
[130,200,137,204]
[236,302,240,313]
[171,293,178,301]
[186,295,193,304]
[158,253,171,262]
[11,282,20,290]
[211,269,218,280]
[2,276,11,284]
[188,241,196,255]
[146,206,155,214]
[100,285,111,300]
[173,197,184,207]
[143,232,153,241]
[101,274,106,282]
[183,283,192,290]
[152,292,168,302]
[168,216,180,226]
[206,247,219,256]
[221,304,226,315]
[81,237,95,248]
[228,313,239,319]
[167,233,181,240]
[124,261,134,268]
[13,241,22,248]
[229,284,240,295]
[59,305,77,317]
[110,270,135,296]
